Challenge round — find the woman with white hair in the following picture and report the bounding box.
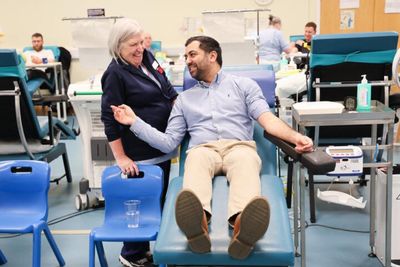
[101,18,177,267]
[258,15,294,63]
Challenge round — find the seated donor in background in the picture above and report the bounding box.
[111,36,313,260]
[294,21,317,54]
[23,32,55,85]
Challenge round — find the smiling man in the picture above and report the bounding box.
[294,22,317,53]
[112,35,313,260]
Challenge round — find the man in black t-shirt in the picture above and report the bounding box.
[294,21,317,53]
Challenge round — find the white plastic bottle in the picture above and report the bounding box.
[356,74,371,111]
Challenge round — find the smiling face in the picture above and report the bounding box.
[119,34,144,68]
[304,26,316,43]
[184,40,217,83]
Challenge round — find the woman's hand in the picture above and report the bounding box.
[111,104,136,125]
[116,154,139,176]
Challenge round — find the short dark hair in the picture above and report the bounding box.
[305,22,317,32]
[185,36,223,67]
[32,32,43,39]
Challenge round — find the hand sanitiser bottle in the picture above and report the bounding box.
[356,74,371,111]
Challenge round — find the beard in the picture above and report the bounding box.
[33,45,43,52]
[188,63,206,81]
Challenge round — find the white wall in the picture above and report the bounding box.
[0,0,318,82]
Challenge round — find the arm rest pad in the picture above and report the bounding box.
[263,130,336,174]
[301,149,336,174]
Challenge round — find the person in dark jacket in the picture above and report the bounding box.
[100,18,178,267]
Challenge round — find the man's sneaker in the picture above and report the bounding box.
[119,254,153,267]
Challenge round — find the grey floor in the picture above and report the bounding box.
[0,133,396,267]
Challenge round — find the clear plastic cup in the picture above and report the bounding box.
[124,200,140,228]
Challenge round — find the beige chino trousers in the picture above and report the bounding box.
[182,139,262,220]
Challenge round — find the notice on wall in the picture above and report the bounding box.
[340,0,359,9]
[340,9,355,30]
[385,0,400,13]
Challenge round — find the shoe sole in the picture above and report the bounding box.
[228,197,270,260]
[119,255,149,267]
[175,190,211,253]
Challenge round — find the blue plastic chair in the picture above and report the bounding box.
[0,249,6,265]
[89,164,165,267]
[0,49,75,184]
[0,160,65,267]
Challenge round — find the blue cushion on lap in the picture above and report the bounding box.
[154,175,294,266]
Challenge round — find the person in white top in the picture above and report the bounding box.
[23,33,55,91]
[24,33,55,65]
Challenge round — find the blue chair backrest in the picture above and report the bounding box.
[289,35,304,42]
[101,165,163,225]
[310,32,398,69]
[0,160,50,221]
[0,49,48,140]
[183,65,276,108]
[309,31,398,102]
[23,46,60,61]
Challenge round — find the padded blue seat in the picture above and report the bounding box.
[154,123,294,266]
[183,66,276,108]
[154,175,294,266]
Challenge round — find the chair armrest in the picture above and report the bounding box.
[263,131,336,174]
[32,95,68,106]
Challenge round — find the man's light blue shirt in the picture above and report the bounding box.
[130,71,270,153]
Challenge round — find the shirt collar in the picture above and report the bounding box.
[198,70,225,88]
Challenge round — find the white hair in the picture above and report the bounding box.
[108,18,143,63]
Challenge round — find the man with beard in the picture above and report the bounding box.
[111,35,313,260]
[23,33,55,90]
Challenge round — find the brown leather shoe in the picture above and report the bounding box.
[228,196,270,259]
[175,189,211,253]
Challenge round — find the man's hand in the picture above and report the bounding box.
[294,134,314,153]
[295,39,305,46]
[31,55,41,64]
[111,104,136,125]
[115,154,139,176]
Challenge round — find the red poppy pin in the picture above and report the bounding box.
[156,66,164,74]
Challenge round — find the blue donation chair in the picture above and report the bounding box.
[89,164,165,267]
[154,66,295,266]
[306,31,399,222]
[0,160,65,267]
[0,49,76,183]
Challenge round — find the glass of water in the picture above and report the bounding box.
[124,200,140,228]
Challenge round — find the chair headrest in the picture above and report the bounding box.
[183,65,276,108]
[312,31,398,55]
[0,49,19,67]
